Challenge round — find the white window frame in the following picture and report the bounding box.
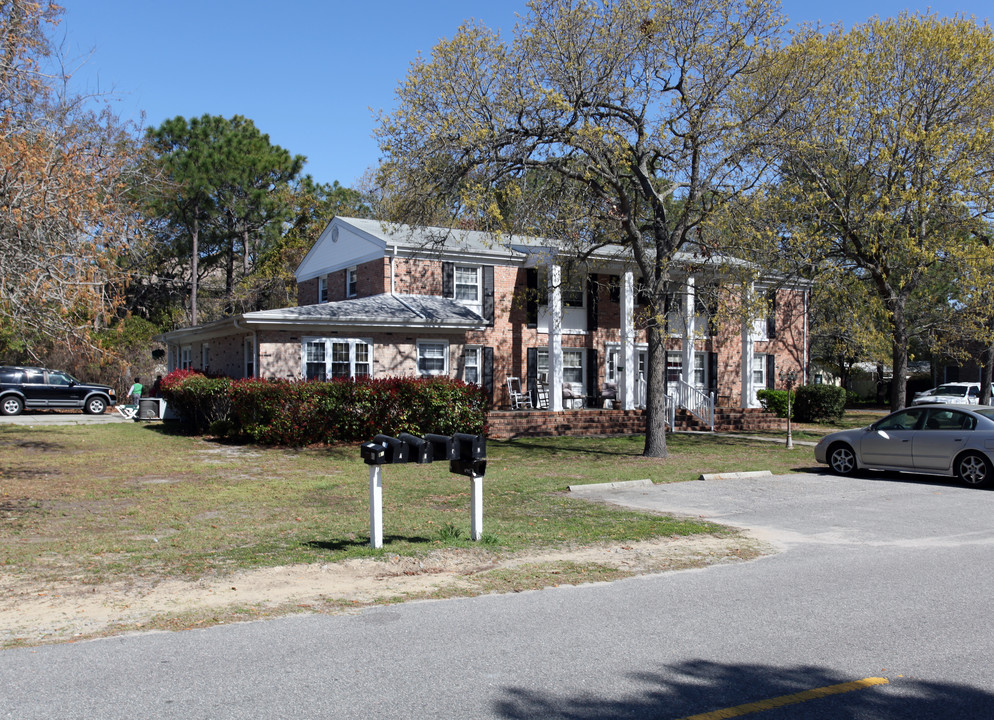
[462,346,481,385]
[753,354,767,387]
[537,348,585,386]
[666,351,682,383]
[181,346,192,370]
[302,337,373,380]
[417,340,449,376]
[346,267,358,298]
[454,266,480,303]
[319,275,329,303]
[201,343,210,371]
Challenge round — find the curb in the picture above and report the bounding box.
[568,478,654,492]
[697,470,774,482]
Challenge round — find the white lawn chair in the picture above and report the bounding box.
[115,404,138,420]
[506,377,533,409]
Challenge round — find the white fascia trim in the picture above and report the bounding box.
[394,246,527,266]
[245,317,487,333]
[296,249,385,283]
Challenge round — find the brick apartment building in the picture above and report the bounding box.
[157,217,809,419]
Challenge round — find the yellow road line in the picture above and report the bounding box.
[674,676,890,720]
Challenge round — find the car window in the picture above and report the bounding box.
[924,409,975,430]
[47,371,73,386]
[969,387,980,397]
[0,370,21,383]
[23,370,44,384]
[875,409,925,431]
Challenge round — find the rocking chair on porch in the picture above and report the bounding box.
[506,377,533,409]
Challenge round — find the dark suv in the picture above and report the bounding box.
[0,366,117,416]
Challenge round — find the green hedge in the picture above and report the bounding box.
[793,384,847,423]
[160,369,233,434]
[160,370,488,446]
[756,388,794,418]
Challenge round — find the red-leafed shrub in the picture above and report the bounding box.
[167,372,488,446]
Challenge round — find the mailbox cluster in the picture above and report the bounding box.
[359,431,488,548]
[360,432,486,477]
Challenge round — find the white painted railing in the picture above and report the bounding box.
[672,379,715,431]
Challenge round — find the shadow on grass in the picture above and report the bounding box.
[493,659,994,719]
[305,534,435,553]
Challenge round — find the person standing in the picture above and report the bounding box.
[128,377,143,406]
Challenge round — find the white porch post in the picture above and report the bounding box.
[741,285,756,409]
[548,264,564,412]
[620,270,636,410]
[681,276,696,388]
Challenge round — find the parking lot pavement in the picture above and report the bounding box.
[0,412,130,426]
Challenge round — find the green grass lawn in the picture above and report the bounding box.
[0,423,816,588]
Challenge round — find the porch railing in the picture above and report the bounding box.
[671,379,715,431]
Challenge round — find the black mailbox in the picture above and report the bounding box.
[373,434,409,463]
[360,441,387,465]
[450,458,487,478]
[397,432,431,464]
[453,433,486,461]
[424,433,458,462]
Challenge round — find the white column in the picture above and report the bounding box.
[681,276,696,389]
[548,264,564,412]
[369,465,383,549]
[741,286,756,409]
[620,270,636,410]
[470,475,483,541]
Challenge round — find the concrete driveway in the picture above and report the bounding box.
[0,411,129,426]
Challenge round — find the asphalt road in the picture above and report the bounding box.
[4,469,994,719]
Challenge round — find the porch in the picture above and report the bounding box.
[486,406,786,440]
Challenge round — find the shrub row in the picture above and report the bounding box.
[793,384,847,423]
[756,388,794,418]
[758,385,847,423]
[160,370,488,446]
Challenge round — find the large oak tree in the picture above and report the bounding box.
[756,14,994,410]
[376,0,794,457]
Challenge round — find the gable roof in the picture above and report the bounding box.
[296,217,537,282]
[295,216,771,285]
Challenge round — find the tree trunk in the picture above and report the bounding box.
[190,212,199,326]
[242,225,251,276]
[981,343,994,405]
[643,323,669,458]
[890,302,910,411]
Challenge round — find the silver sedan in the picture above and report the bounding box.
[814,404,994,488]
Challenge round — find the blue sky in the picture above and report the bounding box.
[62,1,990,189]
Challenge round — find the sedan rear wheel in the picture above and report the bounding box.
[956,452,993,489]
[1,395,24,416]
[828,443,857,475]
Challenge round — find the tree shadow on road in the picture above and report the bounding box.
[493,658,994,719]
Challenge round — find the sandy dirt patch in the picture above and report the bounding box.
[0,534,774,646]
